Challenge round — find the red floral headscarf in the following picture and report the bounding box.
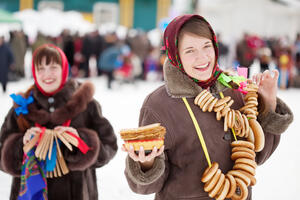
[163,14,222,89]
[32,44,69,96]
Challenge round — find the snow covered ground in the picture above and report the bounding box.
[0,77,299,200]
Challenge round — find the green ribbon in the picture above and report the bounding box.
[217,72,246,88]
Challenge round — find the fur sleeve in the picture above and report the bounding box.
[0,133,23,176]
[64,128,100,171]
[88,100,118,168]
[125,153,169,194]
[0,108,24,176]
[258,97,293,135]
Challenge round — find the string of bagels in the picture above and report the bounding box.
[185,83,264,200]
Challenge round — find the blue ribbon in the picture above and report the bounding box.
[46,140,58,172]
[10,93,34,116]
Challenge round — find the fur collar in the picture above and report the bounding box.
[26,79,95,125]
[163,59,228,98]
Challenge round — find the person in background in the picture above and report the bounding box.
[0,36,14,93]
[0,44,118,200]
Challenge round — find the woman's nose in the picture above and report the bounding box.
[195,50,209,62]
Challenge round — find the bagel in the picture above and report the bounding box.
[231,177,248,200]
[197,91,210,106]
[194,90,208,105]
[239,170,257,186]
[239,114,246,137]
[227,110,232,129]
[227,99,234,107]
[234,111,243,130]
[204,169,221,192]
[245,92,258,101]
[207,98,218,112]
[235,158,257,169]
[247,127,255,144]
[200,93,213,109]
[228,170,251,186]
[216,178,230,200]
[214,104,225,113]
[226,174,236,198]
[231,151,255,161]
[231,140,255,150]
[208,173,225,198]
[215,96,231,107]
[229,110,235,129]
[221,106,230,117]
[224,112,229,132]
[201,162,219,183]
[233,163,256,176]
[242,114,250,138]
[202,96,215,112]
[216,111,222,121]
[247,114,257,120]
[247,96,258,102]
[243,108,256,115]
[232,146,256,158]
[249,119,265,152]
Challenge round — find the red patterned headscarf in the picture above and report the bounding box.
[163,14,222,88]
[32,44,69,96]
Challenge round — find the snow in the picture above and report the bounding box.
[0,77,299,199]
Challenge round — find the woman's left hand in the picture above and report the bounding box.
[251,69,279,112]
[54,126,79,137]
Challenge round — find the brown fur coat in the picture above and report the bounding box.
[0,79,118,200]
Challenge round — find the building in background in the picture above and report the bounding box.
[0,0,171,31]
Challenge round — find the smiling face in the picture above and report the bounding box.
[35,57,62,93]
[178,32,216,81]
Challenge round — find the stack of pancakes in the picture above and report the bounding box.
[120,123,166,153]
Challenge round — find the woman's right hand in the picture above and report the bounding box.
[23,127,42,145]
[122,145,164,171]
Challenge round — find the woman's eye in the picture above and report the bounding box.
[204,44,212,48]
[185,49,194,54]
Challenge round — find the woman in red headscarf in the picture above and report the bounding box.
[122,15,293,200]
[0,44,117,200]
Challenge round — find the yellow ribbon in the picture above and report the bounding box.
[182,97,212,167]
[219,92,237,141]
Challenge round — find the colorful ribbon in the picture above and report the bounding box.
[18,149,47,200]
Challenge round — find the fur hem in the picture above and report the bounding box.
[65,128,100,171]
[125,154,165,186]
[258,97,294,135]
[1,133,23,176]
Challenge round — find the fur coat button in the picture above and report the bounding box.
[48,97,55,104]
[223,132,231,141]
[49,107,55,112]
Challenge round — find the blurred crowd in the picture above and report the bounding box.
[1,28,300,91]
[219,32,300,89]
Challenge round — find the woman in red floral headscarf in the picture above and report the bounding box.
[0,44,117,200]
[122,14,293,200]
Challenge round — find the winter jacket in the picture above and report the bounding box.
[0,43,14,84]
[0,79,118,200]
[124,60,293,200]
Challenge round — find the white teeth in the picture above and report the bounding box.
[195,63,209,69]
[44,79,54,83]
